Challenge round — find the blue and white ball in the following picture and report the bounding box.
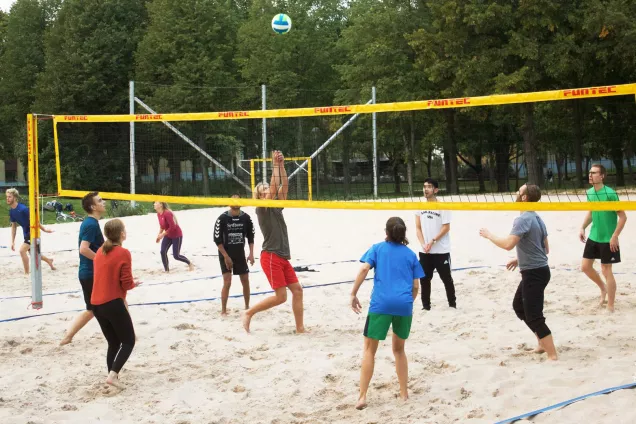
[272,13,292,34]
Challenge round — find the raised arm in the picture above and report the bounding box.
[269,151,289,200]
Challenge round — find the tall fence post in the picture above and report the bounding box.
[262,84,267,184]
[129,80,136,207]
[372,86,378,198]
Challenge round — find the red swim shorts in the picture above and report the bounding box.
[260,251,298,290]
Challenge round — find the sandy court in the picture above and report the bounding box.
[1,206,636,424]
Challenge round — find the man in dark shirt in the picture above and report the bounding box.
[214,194,255,315]
[242,150,305,334]
[6,188,56,274]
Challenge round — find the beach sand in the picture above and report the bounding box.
[1,206,635,423]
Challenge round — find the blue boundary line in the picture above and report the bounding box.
[0,265,487,323]
[2,262,634,422]
[495,382,636,423]
[0,259,359,301]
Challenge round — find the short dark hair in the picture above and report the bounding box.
[591,163,606,176]
[525,184,541,202]
[385,217,408,245]
[231,193,241,198]
[424,178,439,189]
[82,191,99,214]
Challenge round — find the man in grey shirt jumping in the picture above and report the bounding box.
[242,150,305,334]
[479,184,557,361]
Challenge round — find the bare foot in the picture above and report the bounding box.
[399,393,409,402]
[59,335,72,346]
[188,263,195,272]
[547,353,558,361]
[221,311,229,317]
[242,311,252,333]
[599,286,607,307]
[607,304,615,313]
[355,397,367,410]
[45,259,56,271]
[295,327,307,334]
[106,371,123,388]
[534,345,545,354]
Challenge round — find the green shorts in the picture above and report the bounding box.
[363,312,412,340]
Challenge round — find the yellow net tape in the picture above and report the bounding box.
[53,83,636,123]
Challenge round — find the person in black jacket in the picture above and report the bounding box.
[214,194,255,315]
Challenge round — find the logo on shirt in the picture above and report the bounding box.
[214,220,221,239]
[421,211,442,218]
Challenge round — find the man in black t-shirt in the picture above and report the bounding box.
[214,194,255,315]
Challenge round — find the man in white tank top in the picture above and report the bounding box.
[414,179,456,310]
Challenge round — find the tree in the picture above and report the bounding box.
[34,0,149,192]
[337,0,430,196]
[0,0,46,163]
[135,0,246,196]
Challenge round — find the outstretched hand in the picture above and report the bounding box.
[479,228,491,240]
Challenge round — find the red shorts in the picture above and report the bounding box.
[260,251,298,290]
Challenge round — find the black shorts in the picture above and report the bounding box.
[219,252,249,275]
[79,278,94,311]
[583,239,621,264]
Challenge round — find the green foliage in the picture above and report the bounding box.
[0,0,46,161]
[107,201,148,218]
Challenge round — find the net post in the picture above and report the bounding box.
[129,80,136,208]
[308,159,313,201]
[250,160,256,193]
[372,86,378,198]
[27,114,43,310]
[261,84,267,184]
[53,119,62,193]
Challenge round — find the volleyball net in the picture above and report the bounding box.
[43,82,636,211]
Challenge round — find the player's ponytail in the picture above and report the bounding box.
[102,219,125,255]
[385,217,409,245]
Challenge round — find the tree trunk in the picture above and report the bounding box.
[197,140,210,196]
[522,103,543,186]
[342,141,351,198]
[607,106,625,187]
[495,141,511,192]
[573,101,584,188]
[488,154,496,190]
[625,144,635,186]
[444,110,459,194]
[556,155,563,189]
[475,141,484,192]
[427,148,433,177]
[392,158,401,194]
[169,149,181,195]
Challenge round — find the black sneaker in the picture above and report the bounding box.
[422,306,431,311]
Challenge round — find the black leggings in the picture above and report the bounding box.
[93,298,135,374]
[419,252,456,309]
[513,266,551,339]
[160,236,191,271]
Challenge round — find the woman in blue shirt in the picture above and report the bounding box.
[350,217,424,410]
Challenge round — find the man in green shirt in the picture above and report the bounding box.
[580,164,627,313]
